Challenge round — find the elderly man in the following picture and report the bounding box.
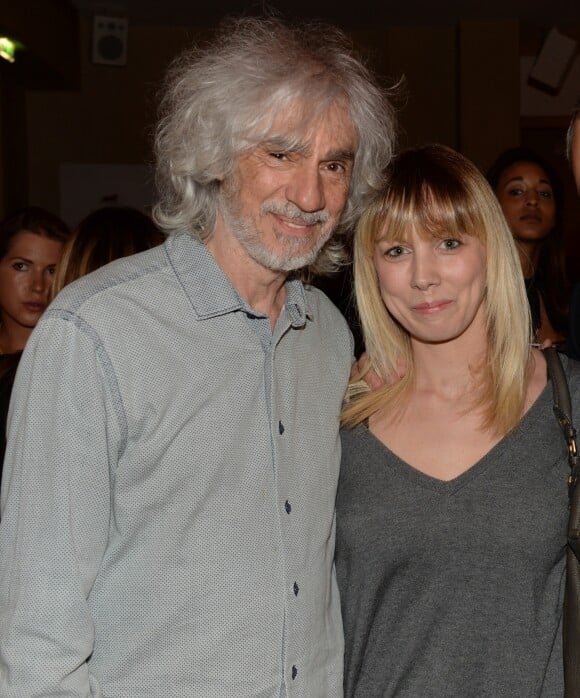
[0,16,395,698]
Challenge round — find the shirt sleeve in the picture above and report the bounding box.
[0,311,122,696]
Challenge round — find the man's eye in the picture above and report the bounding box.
[270,152,287,160]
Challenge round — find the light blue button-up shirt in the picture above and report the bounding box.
[0,233,353,697]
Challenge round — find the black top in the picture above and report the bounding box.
[0,352,22,493]
[526,275,567,337]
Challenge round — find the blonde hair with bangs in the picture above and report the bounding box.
[342,144,532,435]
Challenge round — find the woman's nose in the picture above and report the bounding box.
[410,251,440,290]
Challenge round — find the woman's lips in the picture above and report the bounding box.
[23,302,46,313]
[412,300,452,314]
[520,213,542,223]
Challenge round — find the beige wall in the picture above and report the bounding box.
[25,20,204,218]
[459,20,521,172]
[6,17,579,223]
[354,26,457,151]
[23,22,459,219]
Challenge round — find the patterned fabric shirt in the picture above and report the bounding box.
[0,233,352,697]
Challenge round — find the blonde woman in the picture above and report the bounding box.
[336,144,574,696]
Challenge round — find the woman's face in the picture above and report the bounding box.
[495,161,556,243]
[373,227,487,347]
[0,230,63,333]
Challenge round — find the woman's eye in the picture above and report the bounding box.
[538,190,552,198]
[441,239,461,250]
[508,188,523,197]
[385,246,407,258]
[12,262,27,271]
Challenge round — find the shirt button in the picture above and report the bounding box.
[292,665,298,680]
[285,500,291,514]
[278,420,285,434]
[293,581,299,596]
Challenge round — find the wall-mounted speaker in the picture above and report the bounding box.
[92,15,128,66]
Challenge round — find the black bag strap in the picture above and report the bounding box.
[545,346,580,500]
[544,346,580,697]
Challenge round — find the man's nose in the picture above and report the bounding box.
[285,163,325,213]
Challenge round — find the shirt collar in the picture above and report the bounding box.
[165,233,312,326]
[284,278,311,328]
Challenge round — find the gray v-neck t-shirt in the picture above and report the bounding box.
[336,357,580,697]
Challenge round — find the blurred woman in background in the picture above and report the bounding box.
[51,205,164,296]
[0,207,69,485]
[0,205,162,492]
[0,207,69,354]
[487,147,568,345]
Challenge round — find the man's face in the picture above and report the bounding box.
[218,102,357,272]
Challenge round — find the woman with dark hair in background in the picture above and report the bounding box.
[51,206,164,296]
[487,146,569,345]
[0,206,69,487]
[0,206,162,493]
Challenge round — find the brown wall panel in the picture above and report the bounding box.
[459,20,520,172]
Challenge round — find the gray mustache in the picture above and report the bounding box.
[262,202,329,225]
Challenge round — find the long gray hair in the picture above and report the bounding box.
[153,16,397,275]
